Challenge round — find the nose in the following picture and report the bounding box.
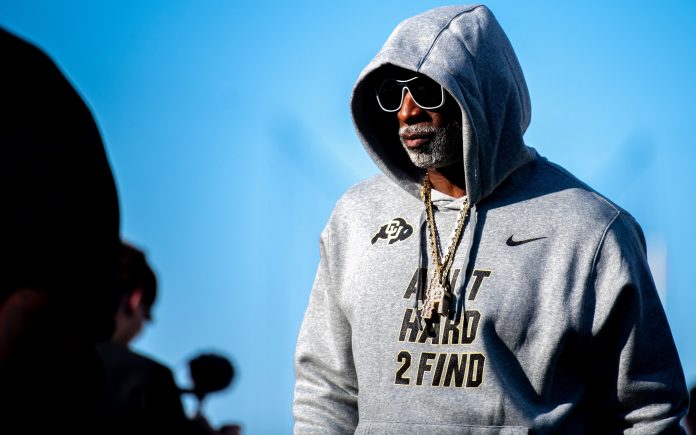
[397,91,424,125]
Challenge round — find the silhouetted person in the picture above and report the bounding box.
[97,242,189,434]
[98,242,235,435]
[0,27,121,434]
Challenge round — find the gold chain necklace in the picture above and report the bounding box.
[420,173,470,321]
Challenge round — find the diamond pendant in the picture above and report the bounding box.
[422,279,452,321]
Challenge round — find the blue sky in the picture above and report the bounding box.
[2,1,696,433]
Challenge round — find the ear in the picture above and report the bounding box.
[126,288,145,314]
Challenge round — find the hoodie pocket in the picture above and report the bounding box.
[355,421,529,435]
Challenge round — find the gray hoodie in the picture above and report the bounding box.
[293,5,688,434]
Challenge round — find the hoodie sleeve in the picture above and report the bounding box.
[293,224,359,434]
[587,213,688,434]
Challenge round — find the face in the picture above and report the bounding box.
[120,303,149,344]
[112,288,152,346]
[394,79,463,169]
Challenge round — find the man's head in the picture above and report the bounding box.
[375,72,463,169]
[0,28,121,344]
[111,243,157,347]
[351,5,534,204]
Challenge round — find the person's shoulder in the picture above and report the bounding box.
[539,158,627,217]
[340,173,403,201]
[97,342,173,377]
[330,174,417,222]
[494,156,630,233]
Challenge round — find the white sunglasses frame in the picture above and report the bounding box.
[375,76,446,113]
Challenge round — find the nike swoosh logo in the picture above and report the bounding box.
[506,235,547,246]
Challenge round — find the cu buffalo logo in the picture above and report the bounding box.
[371,218,413,245]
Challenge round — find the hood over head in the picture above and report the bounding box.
[351,5,534,205]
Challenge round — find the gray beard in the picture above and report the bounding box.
[399,121,463,169]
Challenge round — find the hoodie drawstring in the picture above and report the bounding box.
[415,209,428,330]
[454,202,477,323]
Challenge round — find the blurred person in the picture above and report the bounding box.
[98,242,240,435]
[293,5,688,433]
[0,27,121,434]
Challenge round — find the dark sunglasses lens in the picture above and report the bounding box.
[377,79,405,111]
[410,77,443,108]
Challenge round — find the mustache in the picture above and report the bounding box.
[398,125,442,137]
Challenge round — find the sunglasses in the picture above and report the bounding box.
[375,76,445,112]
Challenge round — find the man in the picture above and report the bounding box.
[98,242,196,434]
[294,5,688,434]
[0,27,121,434]
[98,243,238,435]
